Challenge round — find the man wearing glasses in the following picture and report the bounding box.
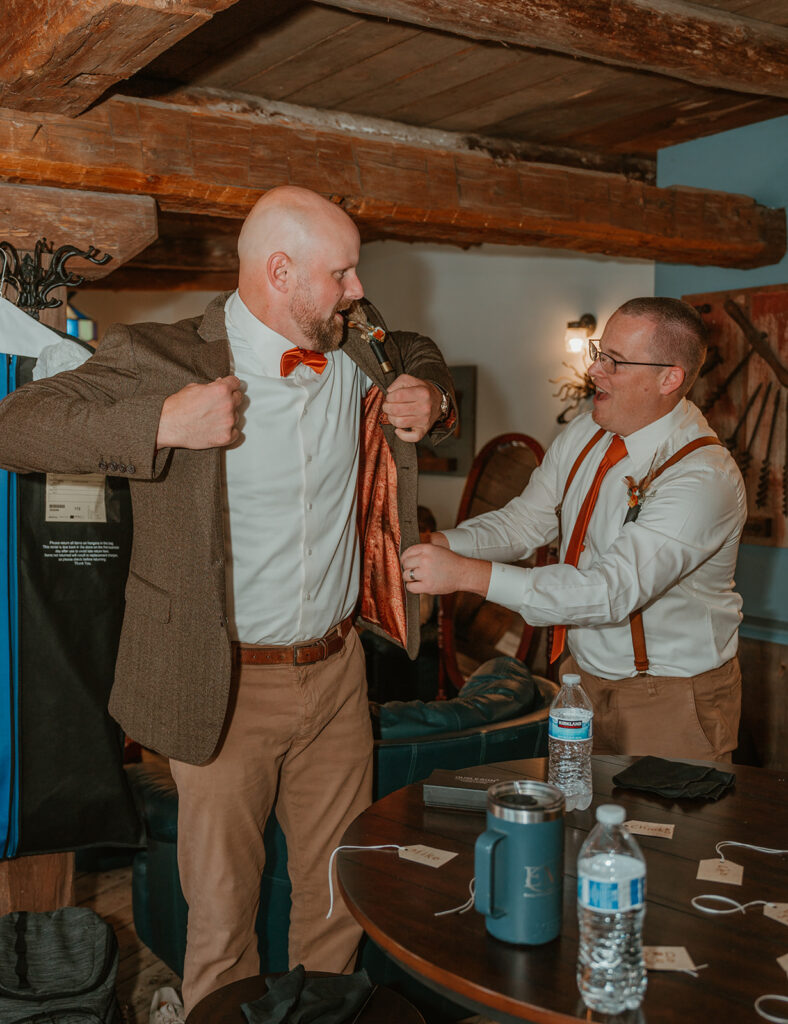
[401,297,746,762]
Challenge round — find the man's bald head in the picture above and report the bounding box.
[238,186,358,274]
[237,186,364,350]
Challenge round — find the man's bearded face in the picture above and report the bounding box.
[288,275,344,353]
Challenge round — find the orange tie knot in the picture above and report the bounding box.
[605,434,628,467]
[280,347,328,377]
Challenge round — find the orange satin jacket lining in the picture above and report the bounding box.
[357,386,408,648]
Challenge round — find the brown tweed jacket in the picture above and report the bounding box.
[0,294,455,764]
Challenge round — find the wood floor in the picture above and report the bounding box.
[75,865,182,1024]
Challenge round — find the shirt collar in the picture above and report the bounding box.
[225,290,297,377]
[620,398,689,471]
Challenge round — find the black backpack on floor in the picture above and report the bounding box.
[0,907,120,1022]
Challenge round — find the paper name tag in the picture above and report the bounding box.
[644,946,697,972]
[778,952,788,979]
[697,858,743,885]
[624,820,675,839]
[765,904,788,928]
[399,845,457,868]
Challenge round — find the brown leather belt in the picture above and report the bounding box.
[233,615,354,666]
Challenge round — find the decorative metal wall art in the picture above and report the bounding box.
[685,283,788,547]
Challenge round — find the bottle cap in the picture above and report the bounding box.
[561,673,581,685]
[596,804,625,825]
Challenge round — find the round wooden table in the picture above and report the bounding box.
[186,974,426,1023]
[338,754,788,1024]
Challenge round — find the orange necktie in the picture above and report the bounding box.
[280,348,328,377]
[549,434,628,664]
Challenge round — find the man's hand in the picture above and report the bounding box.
[156,376,243,450]
[401,541,492,597]
[383,375,442,442]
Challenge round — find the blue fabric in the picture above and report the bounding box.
[375,656,541,740]
[0,355,20,857]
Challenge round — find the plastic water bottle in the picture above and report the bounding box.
[547,673,593,811]
[577,804,647,1013]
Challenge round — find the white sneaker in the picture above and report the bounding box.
[149,986,186,1024]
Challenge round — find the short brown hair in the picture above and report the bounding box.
[615,297,707,396]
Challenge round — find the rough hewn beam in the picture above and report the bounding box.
[0,184,158,278]
[0,0,242,117]
[0,91,783,267]
[318,0,788,100]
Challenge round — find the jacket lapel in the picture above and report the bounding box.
[191,292,233,381]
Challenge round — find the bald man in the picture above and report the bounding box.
[0,187,455,1009]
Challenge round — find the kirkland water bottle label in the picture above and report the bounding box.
[549,712,592,741]
[578,874,645,911]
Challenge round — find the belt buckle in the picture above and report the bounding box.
[293,636,327,665]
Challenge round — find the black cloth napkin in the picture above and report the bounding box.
[241,965,374,1024]
[612,756,735,801]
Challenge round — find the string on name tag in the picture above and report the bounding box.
[326,845,402,918]
[689,840,788,1024]
[715,840,788,861]
[692,894,773,915]
[434,877,476,917]
[755,994,788,1024]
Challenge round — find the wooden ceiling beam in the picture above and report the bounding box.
[0,91,782,268]
[0,0,243,117]
[0,183,158,278]
[317,0,788,100]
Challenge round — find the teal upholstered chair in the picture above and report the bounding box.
[127,660,556,994]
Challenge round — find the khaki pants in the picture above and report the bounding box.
[170,629,373,1013]
[561,655,741,763]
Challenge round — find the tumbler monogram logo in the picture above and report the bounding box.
[522,863,558,897]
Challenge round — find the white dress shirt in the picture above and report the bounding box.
[443,400,747,679]
[223,290,371,644]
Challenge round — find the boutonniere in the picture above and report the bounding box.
[624,455,659,523]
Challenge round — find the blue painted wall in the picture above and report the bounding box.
[655,115,788,643]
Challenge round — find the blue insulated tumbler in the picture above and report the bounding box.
[474,780,565,945]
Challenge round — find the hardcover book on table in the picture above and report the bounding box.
[422,762,536,810]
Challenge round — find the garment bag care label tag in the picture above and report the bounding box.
[46,473,106,523]
[643,947,698,972]
[624,820,675,839]
[696,858,743,886]
[399,845,457,868]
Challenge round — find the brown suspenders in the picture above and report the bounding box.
[557,432,724,673]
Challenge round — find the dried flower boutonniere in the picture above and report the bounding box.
[624,455,659,524]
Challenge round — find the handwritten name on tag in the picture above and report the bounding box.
[399,845,457,868]
[765,904,788,928]
[624,820,675,839]
[696,858,743,886]
[778,952,788,979]
[644,947,697,972]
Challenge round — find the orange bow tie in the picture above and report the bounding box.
[280,348,328,377]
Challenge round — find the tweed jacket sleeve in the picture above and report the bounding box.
[0,323,168,480]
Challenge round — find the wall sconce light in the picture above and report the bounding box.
[564,313,596,354]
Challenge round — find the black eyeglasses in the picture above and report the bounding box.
[588,340,674,375]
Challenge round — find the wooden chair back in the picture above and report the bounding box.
[438,433,549,696]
